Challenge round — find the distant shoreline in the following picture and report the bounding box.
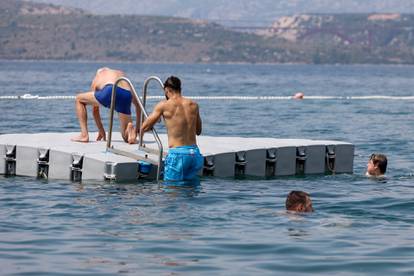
[1,59,414,67]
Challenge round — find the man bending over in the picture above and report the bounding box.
[141,76,203,181]
[71,67,140,144]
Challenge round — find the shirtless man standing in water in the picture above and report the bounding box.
[141,76,203,181]
[71,67,140,143]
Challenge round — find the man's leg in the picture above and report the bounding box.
[71,91,100,142]
[119,113,136,144]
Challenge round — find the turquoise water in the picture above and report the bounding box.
[1,61,414,275]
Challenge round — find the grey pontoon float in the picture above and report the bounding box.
[0,76,354,182]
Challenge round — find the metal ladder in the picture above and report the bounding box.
[139,76,165,149]
[105,76,164,181]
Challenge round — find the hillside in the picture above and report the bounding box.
[0,0,413,64]
[0,0,296,63]
[260,14,414,64]
[30,0,414,24]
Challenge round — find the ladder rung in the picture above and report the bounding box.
[107,148,159,165]
[140,145,167,157]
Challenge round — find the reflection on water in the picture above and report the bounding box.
[160,177,202,197]
[287,228,310,238]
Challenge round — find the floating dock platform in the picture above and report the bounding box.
[0,132,354,181]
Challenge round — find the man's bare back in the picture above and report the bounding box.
[92,67,129,91]
[141,77,202,148]
[160,96,201,148]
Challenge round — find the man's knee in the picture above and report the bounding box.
[76,92,95,105]
[76,93,89,104]
[75,93,83,103]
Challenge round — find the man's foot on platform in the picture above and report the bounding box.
[127,123,137,144]
[71,134,89,143]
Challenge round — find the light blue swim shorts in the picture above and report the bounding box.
[164,145,204,181]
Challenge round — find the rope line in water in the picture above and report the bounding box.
[0,94,413,101]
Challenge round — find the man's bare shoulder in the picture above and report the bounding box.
[155,99,169,109]
[182,97,198,107]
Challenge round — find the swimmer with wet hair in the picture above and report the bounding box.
[366,153,387,177]
[285,191,314,212]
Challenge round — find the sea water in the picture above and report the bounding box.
[0,61,414,275]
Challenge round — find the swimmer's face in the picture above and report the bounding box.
[301,201,314,212]
[367,158,378,176]
[289,201,314,212]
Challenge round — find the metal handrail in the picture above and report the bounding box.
[139,76,165,148]
[105,77,164,181]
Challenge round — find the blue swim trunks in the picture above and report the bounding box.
[164,145,204,181]
[94,84,132,115]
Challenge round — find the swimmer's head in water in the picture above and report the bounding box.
[367,153,387,176]
[285,191,314,212]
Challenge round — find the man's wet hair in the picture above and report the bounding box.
[370,153,387,174]
[285,190,314,212]
[164,76,181,92]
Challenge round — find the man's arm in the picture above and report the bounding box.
[196,105,202,136]
[141,102,164,133]
[93,105,106,141]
